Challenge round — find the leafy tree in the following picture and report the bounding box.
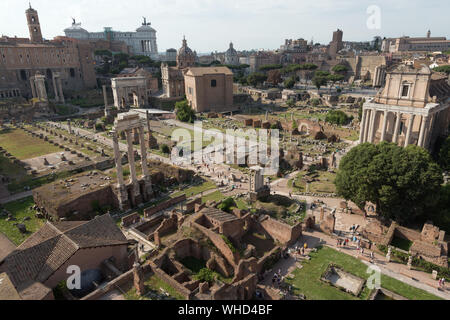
[246,73,267,87]
[286,99,295,108]
[325,110,353,125]
[131,55,153,66]
[259,64,283,71]
[194,268,215,283]
[267,69,282,85]
[335,142,443,224]
[175,100,195,123]
[332,64,348,74]
[438,135,450,171]
[160,144,170,154]
[312,76,327,91]
[284,76,295,89]
[218,197,235,213]
[433,65,450,74]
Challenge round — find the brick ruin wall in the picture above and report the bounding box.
[259,216,302,246]
[144,194,186,218]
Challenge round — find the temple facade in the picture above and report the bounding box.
[359,64,450,152]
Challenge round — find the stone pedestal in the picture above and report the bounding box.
[116,184,129,211]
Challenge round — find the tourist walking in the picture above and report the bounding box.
[370,251,374,263]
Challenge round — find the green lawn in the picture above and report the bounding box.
[124,273,185,300]
[0,128,61,160]
[0,196,43,245]
[7,170,74,194]
[201,190,226,203]
[171,180,217,199]
[285,246,441,300]
[289,169,336,194]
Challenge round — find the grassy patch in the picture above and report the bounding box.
[284,246,441,300]
[201,190,225,203]
[124,273,184,300]
[0,196,43,245]
[289,169,336,194]
[0,128,61,160]
[171,180,216,199]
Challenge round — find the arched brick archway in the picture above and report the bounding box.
[299,123,310,135]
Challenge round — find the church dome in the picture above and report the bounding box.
[178,37,194,56]
[225,42,237,56]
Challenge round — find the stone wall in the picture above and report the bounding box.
[259,216,302,246]
[121,212,141,227]
[144,195,186,218]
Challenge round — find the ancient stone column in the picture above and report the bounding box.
[125,129,138,185]
[363,109,371,143]
[404,114,415,147]
[112,131,124,188]
[138,127,149,177]
[67,119,72,134]
[392,112,401,144]
[57,77,65,104]
[30,78,37,98]
[380,110,388,142]
[368,109,376,143]
[103,85,108,108]
[52,75,59,102]
[418,115,429,147]
[359,108,368,144]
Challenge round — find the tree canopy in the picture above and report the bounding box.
[433,65,450,74]
[246,72,267,86]
[283,76,296,89]
[332,64,348,74]
[325,110,353,125]
[175,100,195,123]
[335,142,443,224]
[259,64,283,71]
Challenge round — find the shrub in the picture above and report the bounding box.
[194,268,216,283]
[161,144,170,154]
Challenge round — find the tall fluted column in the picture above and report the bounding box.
[380,110,388,142]
[363,109,371,143]
[125,129,138,185]
[112,131,124,187]
[392,112,401,144]
[404,114,415,147]
[359,108,368,144]
[418,115,429,147]
[138,127,149,177]
[368,109,377,143]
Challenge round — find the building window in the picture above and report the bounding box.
[188,87,193,95]
[211,79,217,87]
[401,85,409,97]
[70,68,75,78]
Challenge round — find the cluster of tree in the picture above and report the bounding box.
[259,64,283,71]
[280,63,318,75]
[325,110,353,125]
[283,76,296,89]
[335,142,445,226]
[312,70,345,90]
[266,69,282,85]
[94,49,112,57]
[433,65,450,74]
[246,72,267,86]
[175,100,195,123]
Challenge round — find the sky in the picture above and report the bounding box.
[0,0,449,53]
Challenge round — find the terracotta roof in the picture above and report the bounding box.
[0,214,127,289]
[0,233,16,262]
[201,207,238,223]
[185,66,233,77]
[0,272,21,300]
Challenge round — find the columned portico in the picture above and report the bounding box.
[359,101,445,150]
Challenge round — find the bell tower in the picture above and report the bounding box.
[26,4,43,43]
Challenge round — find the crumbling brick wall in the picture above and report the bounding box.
[259,216,302,245]
[144,195,186,218]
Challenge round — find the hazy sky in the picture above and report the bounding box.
[1,0,449,53]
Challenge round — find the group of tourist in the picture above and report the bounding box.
[271,269,283,287]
